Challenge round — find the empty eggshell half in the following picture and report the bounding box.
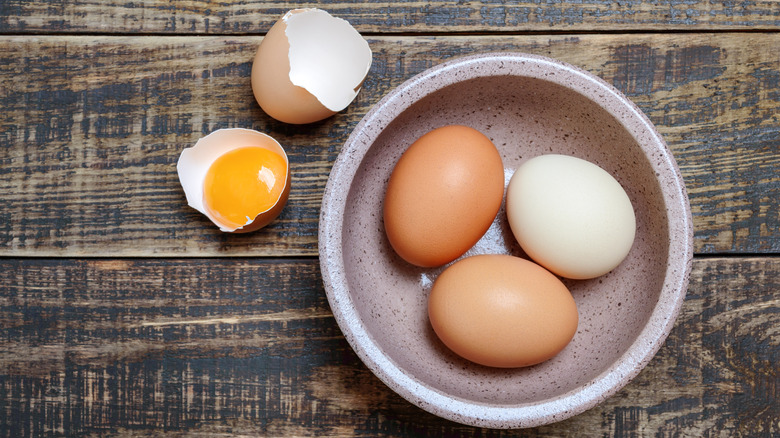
[251,8,372,124]
[177,128,291,233]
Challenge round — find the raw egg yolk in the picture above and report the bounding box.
[203,146,287,229]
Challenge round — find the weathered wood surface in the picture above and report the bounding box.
[0,257,776,436]
[1,33,778,256]
[1,0,780,34]
[2,1,778,436]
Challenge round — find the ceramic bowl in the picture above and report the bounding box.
[319,52,693,428]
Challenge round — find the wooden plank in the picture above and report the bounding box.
[1,1,779,34]
[0,257,776,436]
[1,33,778,256]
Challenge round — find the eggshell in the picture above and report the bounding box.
[383,125,504,268]
[251,8,372,124]
[428,254,579,368]
[506,154,636,279]
[177,128,291,233]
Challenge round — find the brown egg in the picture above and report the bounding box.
[383,125,504,267]
[428,255,579,368]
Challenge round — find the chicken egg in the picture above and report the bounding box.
[251,8,372,124]
[428,254,579,368]
[506,154,636,279]
[177,128,291,233]
[383,125,504,268]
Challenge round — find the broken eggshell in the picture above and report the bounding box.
[251,8,372,124]
[176,128,291,233]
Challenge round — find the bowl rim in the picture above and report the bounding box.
[318,52,694,428]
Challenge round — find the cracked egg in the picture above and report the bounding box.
[177,128,291,233]
[251,8,372,124]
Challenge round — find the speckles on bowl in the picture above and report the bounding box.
[319,52,693,429]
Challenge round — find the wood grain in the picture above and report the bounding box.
[4,2,776,437]
[1,33,777,256]
[1,1,779,34]
[0,257,776,436]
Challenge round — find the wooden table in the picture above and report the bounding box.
[1,2,778,436]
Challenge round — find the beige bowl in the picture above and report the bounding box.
[319,53,693,428]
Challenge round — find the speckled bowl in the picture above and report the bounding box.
[319,53,693,428]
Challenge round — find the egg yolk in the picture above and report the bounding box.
[203,146,287,229]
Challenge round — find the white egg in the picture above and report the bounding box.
[505,154,636,279]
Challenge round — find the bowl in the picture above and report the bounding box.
[318,52,693,428]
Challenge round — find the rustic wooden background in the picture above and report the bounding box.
[1,1,778,436]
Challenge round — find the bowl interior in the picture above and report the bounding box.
[321,53,692,427]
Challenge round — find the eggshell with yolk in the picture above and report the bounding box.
[176,128,291,233]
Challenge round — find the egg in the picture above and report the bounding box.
[177,128,291,233]
[428,254,578,368]
[506,154,636,279]
[383,125,504,268]
[251,8,372,124]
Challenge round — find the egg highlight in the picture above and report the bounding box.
[177,128,291,233]
[251,8,373,124]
